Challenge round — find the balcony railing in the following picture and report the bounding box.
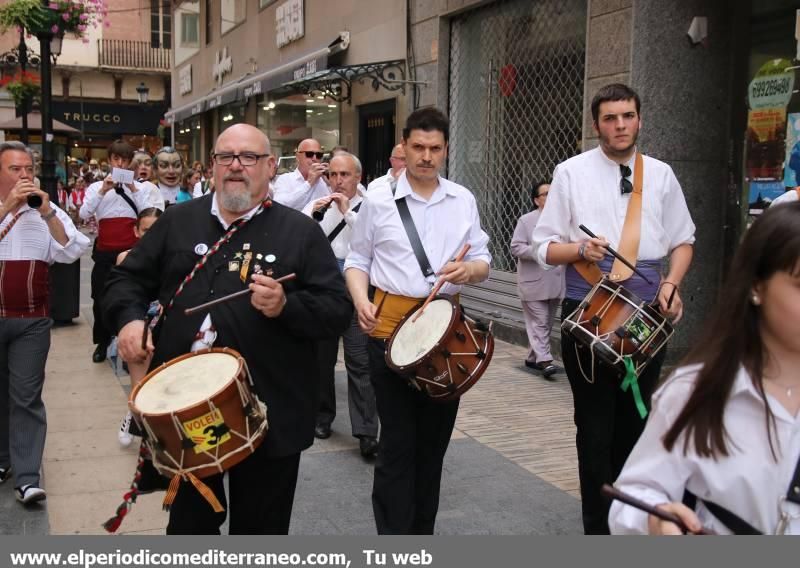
[98,39,171,71]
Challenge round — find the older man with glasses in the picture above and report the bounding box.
[273,138,330,210]
[105,123,352,534]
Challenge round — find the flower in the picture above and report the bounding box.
[0,70,41,108]
[0,0,107,39]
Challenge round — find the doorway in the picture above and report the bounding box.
[358,99,396,185]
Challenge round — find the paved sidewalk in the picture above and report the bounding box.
[6,250,583,535]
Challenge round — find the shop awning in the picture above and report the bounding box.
[0,112,80,134]
[276,60,407,104]
[166,32,350,124]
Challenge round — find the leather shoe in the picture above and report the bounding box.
[92,344,108,363]
[359,436,379,458]
[314,423,331,439]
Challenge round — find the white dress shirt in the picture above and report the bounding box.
[367,169,399,192]
[159,184,180,206]
[772,188,799,205]
[301,191,363,260]
[344,171,491,298]
[0,204,89,263]
[79,180,153,221]
[532,147,696,268]
[609,364,800,535]
[138,180,165,210]
[273,169,330,211]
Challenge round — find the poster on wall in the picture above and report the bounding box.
[745,107,787,181]
[748,180,785,212]
[783,112,800,186]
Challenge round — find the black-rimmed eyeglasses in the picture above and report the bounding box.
[620,164,633,195]
[212,152,270,166]
[298,151,324,159]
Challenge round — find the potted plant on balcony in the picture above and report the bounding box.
[0,69,41,108]
[0,0,107,42]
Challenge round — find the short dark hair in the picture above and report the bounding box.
[530,181,550,209]
[590,83,641,124]
[402,107,450,144]
[107,139,134,161]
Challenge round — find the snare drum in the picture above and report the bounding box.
[385,296,494,402]
[561,277,673,379]
[129,347,268,480]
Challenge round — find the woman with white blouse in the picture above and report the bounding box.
[609,201,800,535]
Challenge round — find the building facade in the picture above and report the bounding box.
[165,0,795,359]
[167,0,408,182]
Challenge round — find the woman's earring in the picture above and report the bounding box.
[751,293,761,306]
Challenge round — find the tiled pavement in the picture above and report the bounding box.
[2,249,582,535]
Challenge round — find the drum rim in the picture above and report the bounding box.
[385,295,460,371]
[129,346,245,417]
[589,277,674,333]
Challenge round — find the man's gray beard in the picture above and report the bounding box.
[219,189,252,213]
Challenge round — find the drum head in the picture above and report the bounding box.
[389,298,454,367]
[134,352,241,414]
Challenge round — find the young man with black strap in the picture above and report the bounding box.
[345,108,491,534]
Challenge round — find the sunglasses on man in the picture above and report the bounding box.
[620,164,633,195]
[297,150,324,159]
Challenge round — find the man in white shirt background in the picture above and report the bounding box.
[273,138,330,210]
[302,152,379,458]
[366,144,406,192]
[0,141,90,505]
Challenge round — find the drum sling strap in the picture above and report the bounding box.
[391,178,436,281]
[327,202,362,242]
[682,448,800,535]
[572,153,649,419]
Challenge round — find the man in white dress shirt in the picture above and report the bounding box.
[366,144,406,192]
[0,142,90,505]
[532,83,696,534]
[345,107,491,534]
[273,138,330,210]
[303,152,379,457]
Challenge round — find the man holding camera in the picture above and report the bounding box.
[273,138,330,210]
[80,140,153,363]
[0,141,89,505]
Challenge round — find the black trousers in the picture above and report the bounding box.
[560,297,666,535]
[368,338,459,535]
[166,444,301,535]
[90,248,121,347]
[315,337,339,428]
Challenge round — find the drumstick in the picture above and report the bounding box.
[578,224,653,285]
[601,484,714,535]
[666,284,678,311]
[183,273,297,315]
[140,314,153,351]
[411,243,471,323]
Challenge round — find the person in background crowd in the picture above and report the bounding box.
[153,147,184,207]
[177,170,198,203]
[80,140,153,364]
[510,181,564,380]
[273,138,330,210]
[130,152,164,211]
[366,144,406,192]
[0,141,90,505]
[302,152,379,458]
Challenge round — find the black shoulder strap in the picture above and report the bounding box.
[117,185,138,216]
[327,202,362,242]
[391,178,435,279]
[682,490,762,535]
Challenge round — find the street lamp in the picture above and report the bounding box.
[136,81,150,104]
[50,33,63,60]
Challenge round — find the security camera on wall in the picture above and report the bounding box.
[687,16,708,46]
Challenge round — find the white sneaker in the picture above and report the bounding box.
[118,411,133,447]
[15,484,46,505]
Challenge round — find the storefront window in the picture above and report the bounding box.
[217,102,247,134]
[744,4,800,217]
[175,117,203,165]
[221,0,246,35]
[256,93,340,174]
